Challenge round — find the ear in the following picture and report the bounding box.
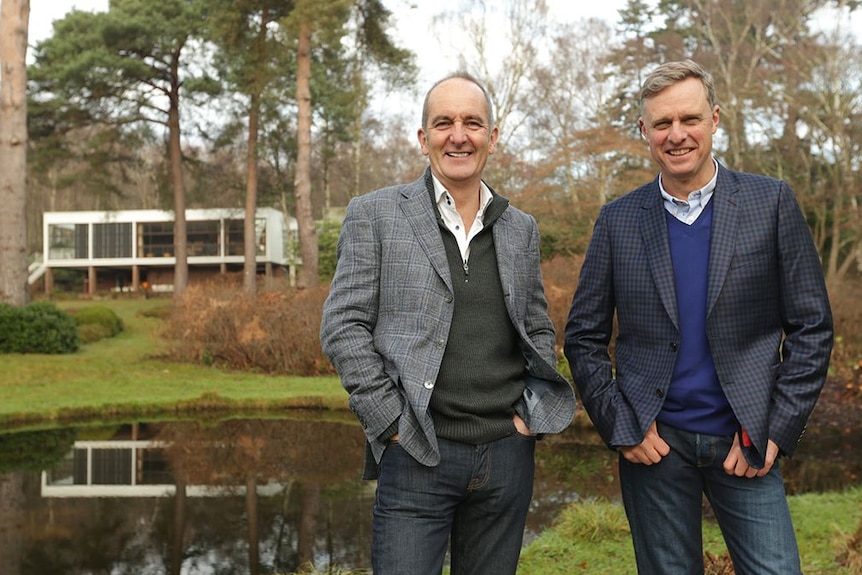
[638,118,646,139]
[488,126,499,154]
[711,105,720,134]
[417,128,429,156]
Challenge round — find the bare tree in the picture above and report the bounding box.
[789,4,862,283]
[453,0,550,151]
[0,0,30,306]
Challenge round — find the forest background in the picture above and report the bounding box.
[0,0,861,388]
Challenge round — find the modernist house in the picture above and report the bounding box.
[32,208,298,295]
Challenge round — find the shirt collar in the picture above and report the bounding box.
[659,157,718,207]
[431,174,492,218]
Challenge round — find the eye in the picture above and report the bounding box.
[433,119,453,130]
[465,120,484,130]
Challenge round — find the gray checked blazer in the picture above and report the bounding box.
[564,164,833,468]
[321,169,576,472]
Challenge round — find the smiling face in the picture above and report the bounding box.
[638,76,720,199]
[418,77,498,195]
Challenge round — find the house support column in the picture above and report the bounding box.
[44,268,53,296]
[132,265,140,292]
[88,266,97,295]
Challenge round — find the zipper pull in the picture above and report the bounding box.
[463,259,469,277]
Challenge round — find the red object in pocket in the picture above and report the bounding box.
[740,428,752,447]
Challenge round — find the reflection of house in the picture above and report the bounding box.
[41,440,285,498]
[31,208,298,294]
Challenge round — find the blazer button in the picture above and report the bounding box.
[670,342,678,351]
[655,388,665,398]
[424,380,435,390]
[434,339,445,349]
[444,293,453,303]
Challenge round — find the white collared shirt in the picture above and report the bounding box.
[659,158,718,225]
[432,175,493,262]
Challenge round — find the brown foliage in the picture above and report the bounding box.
[837,504,862,572]
[704,551,736,574]
[160,263,862,395]
[827,280,862,391]
[161,278,334,376]
[541,254,584,353]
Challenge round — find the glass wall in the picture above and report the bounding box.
[225,218,266,257]
[187,221,220,256]
[48,217,271,260]
[93,222,133,258]
[48,223,88,260]
[139,222,174,257]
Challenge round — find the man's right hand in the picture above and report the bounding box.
[619,421,670,464]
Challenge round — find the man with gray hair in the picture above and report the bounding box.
[322,72,575,575]
[565,59,833,574]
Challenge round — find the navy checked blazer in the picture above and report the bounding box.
[321,169,576,473]
[564,164,833,467]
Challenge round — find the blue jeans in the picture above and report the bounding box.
[620,422,801,575]
[372,433,536,575]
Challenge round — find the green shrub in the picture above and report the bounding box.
[77,322,114,344]
[0,301,80,354]
[317,220,342,281]
[73,305,124,337]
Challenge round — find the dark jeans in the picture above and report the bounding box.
[620,421,801,575]
[371,433,536,575]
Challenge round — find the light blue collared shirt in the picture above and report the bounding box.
[659,158,718,225]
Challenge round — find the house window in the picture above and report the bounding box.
[93,222,133,258]
[187,221,219,256]
[48,223,88,260]
[139,222,174,257]
[225,218,266,257]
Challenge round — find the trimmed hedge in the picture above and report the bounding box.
[0,301,80,354]
[73,305,124,341]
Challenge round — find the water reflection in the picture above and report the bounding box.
[0,414,858,574]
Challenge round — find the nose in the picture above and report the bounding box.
[449,121,469,143]
[668,121,686,143]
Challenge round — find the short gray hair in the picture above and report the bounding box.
[421,72,495,129]
[639,60,717,115]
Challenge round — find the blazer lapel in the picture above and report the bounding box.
[492,209,516,313]
[639,182,679,329]
[400,175,453,292]
[707,166,740,317]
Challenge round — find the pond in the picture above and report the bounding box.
[0,412,859,575]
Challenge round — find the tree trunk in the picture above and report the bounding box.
[294,19,319,288]
[168,65,188,298]
[0,0,30,306]
[243,11,270,298]
[244,91,261,297]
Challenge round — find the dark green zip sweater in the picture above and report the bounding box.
[429,192,527,444]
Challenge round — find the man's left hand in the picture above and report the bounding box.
[723,433,780,478]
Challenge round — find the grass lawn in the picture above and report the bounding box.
[0,297,348,429]
[517,488,862,574]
